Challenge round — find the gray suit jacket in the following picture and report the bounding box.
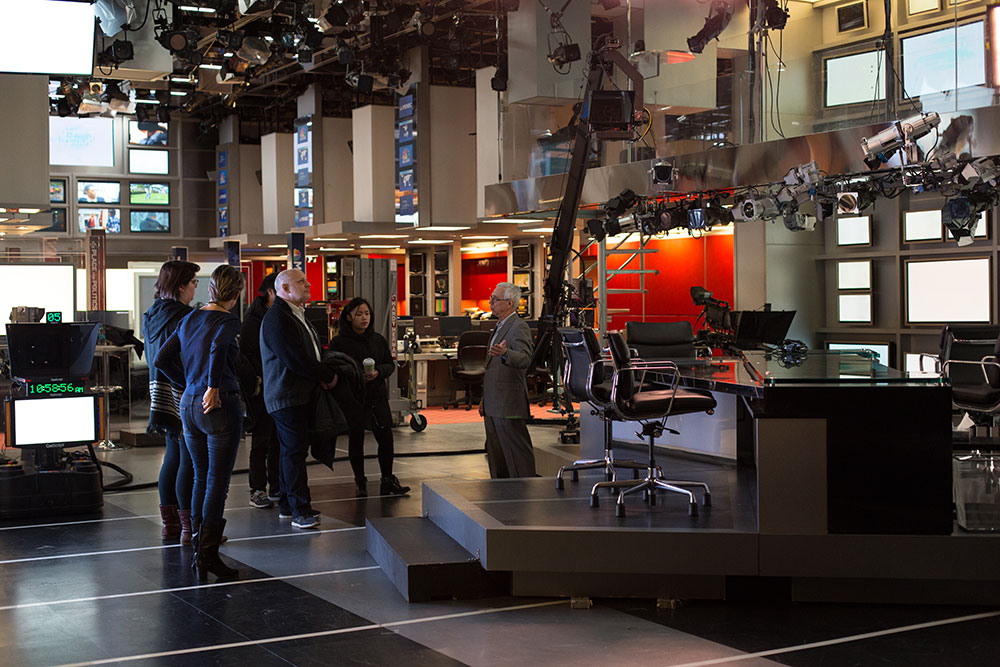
[483,314,533,419]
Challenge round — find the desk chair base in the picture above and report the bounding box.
[555,419,644,490]
[588,423,710,518]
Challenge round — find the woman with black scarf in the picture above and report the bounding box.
[330,297,410,498]
[142,260,199,543]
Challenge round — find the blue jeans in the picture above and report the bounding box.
[270,403,314,518]
[182,393,242,527]
[157,431,193,510]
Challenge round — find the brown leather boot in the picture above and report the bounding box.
[160,505,181,540]
[177,509,193,545]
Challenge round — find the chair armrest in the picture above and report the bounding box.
[941,358,1000,385]
[917,353,940,374]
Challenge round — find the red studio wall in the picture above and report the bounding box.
[463,256,508,301]
[586,233,734,330]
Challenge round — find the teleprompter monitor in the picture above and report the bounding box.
[4,322,99,382]
[7,395,99,448]
[732,310,795,349]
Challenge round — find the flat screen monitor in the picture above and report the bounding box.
[130,210,170,233]
[409,274,424,295]
[0,1,96,76]
[901,21,986,99]
[0,265,75,330]
[304,305,329,345]
[129,182,170,205]
[512,245,532,268]
[413,316,441,337]
[439,316,472,338]
[837,260,871,290]
[434,276,448,294]
[9,395,99,448]
[836,215,871,246]
[129,148,169,175]
[4,322,99,381]
[434,251,448,273]
[49,179,66,203]
[294,187,313,208]
[78,208,121,233]
[49,117,115,167]
[128,120,168,146]
[45,208,67,233]
[826,342,891,367]
[732,310,795,348]
[77,181,121,205]
[906,257,990,323]
[512,271,531,289]
[409,253,425,274]
[824,50,885,107]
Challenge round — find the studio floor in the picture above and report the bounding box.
[1,417,999,667]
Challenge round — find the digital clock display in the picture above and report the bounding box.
[46,312,62,323]
[26,381,86,395]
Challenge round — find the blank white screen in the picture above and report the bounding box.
[76,268,133,316]
[14,396,97,446]
[907,257,990,323]
[0,265,75,328]
[827,343,890,366]
[838,261,871,289]
[0,1,94,75]
[49,117,114,167]
[826,51,885,106]
[902,21,986,97]
[904,210,942,241]
[839,294,872,322]
[837,216,870,245]
[129,149,169,175]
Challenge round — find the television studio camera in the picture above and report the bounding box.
[1,321,104,518]
[690,286,801,357]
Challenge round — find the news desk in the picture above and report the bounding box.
[583,351,953,536]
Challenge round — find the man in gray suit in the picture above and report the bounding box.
[479,282,536,478]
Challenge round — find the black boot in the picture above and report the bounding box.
[189,518,201,574]
[195,519,238,582]
[380,474,410,496]
[355,477,368,498]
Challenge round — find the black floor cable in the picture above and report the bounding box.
[101,448,487,493]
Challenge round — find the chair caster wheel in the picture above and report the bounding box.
[570,470,579,483]
[616,504,626,518]
[555,476,564,491]
[703,492,711,507]
[688,502,698,517]
[590,495,600,508]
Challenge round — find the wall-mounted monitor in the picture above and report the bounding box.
[826,342,891,367]
[906,257,991,323]
[127,120,168,146]
[45,208,67,233]
[838,293,873,323]
[409,253,425,274]
[824,49,885,107]
[904,209,943,242]
[512,244,533,268]
[294,187,313,208]
[901,20,986,99]
[130,210,170,233]
[836,215,871,246]
[49,117,114,167]
[0,1,96,76]
[409,274,424,295]
[129,182,170,205]
[77,180,121,205]
[434,250,449,273]
[837,260,871,290]
[49,179,66,204]
[78,208,121,234]
[512,271,532,289]
[128,148,169,175]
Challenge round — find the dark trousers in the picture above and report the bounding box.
[157,430,193,510]
[347,425,394,481]
[247,405,280,494]
[484,415,536,479]
[181,394,243,527]
[270,403,314,518]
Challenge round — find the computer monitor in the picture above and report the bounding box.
[4,322,99,382]
[732,310,795,349]
[6,395,100,449]
[413,316,441,337]
[439,316,472,338]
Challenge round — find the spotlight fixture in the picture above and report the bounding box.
[687,0,736,54]
[547,42,581,68]
[236,35,271,65]
[346,71,374,93]
[491,63,508,92]
[100,38,134,66]
[337,43,355,64]
[861,112,940,169]
[763,0,790,30]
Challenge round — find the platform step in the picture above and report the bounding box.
[365,516,509,602]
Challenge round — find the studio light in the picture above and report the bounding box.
[548,42,581,67]
[237,36,271,65]
[861,112,940,169]
[688,0,736,54]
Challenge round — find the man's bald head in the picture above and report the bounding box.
[275,269,310,306]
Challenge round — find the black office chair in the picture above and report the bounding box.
[555,328,645,489]
[625,321,702,362]
[588,332,716,517]
[934,325,1000,428]
[443,330,490,410]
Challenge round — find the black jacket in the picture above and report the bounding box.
[240,296,268,378]
[260,297,335,413]
[143,298,191,384]
[329,324,395,402]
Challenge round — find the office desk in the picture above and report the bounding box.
[586,351,952,535]
[398,348,458,408]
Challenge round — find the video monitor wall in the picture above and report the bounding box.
[129,182,169,205]
[77,181,121,205]
[128,120,168,146]
[78,208,121,234]
[49,117,114,167]
[129,211,170,233]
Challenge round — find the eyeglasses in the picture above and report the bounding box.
[489,295,510,303]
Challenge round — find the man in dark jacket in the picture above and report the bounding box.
[240,272,279,510]
[260,269,336,529]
